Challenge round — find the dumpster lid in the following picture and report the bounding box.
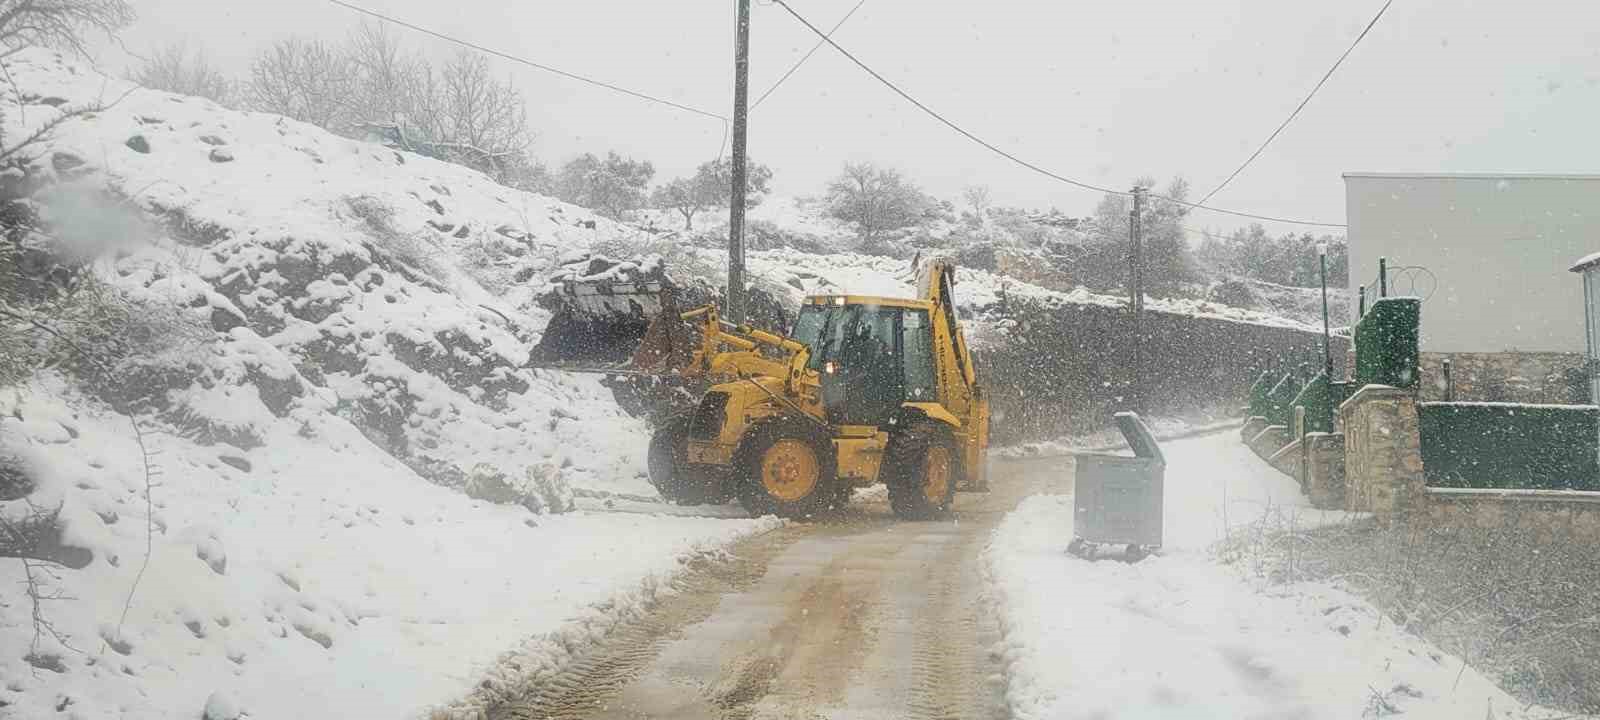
[1114,412,1165,465]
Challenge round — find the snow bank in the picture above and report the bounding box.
[0,383,777,719]
[983,432,1562,719]
[984,493,1562,720]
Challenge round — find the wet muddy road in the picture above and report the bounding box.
[488,457,1069,720]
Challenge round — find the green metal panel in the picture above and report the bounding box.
[1354,297,1421,388]
[1418,402,1600,490]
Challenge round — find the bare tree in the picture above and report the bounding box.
[825,162,930,249]
[346,22,421,135]
[244,37,355,130]
[962,184,992,222]
[436,50,530,175]
[0,0,134,58]
[128,42,230,104]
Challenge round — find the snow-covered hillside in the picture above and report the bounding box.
[0,48,784,719]
[1,48,666,497]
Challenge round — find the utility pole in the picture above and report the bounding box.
[1318,243,1333,380]
[1128,185,1146,413]
[726,0,751,324]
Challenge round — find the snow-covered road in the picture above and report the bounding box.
[987,430,1568,720]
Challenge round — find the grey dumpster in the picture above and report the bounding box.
[1069,412,1165,560]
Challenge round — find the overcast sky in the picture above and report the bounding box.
[102,0,1600,236]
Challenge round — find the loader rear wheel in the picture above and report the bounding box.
[884,420,960,520]
[734,418,837,519]
[648,414,721,505]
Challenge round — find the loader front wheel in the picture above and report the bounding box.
[734,418,837,519]
[884,420,959,520]
[648,414,721,505]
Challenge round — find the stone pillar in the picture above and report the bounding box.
[1304,432,1346,509]
[1338,385,1425,522]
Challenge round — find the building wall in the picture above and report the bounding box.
[1418,351,1588,404]
[1345,173,1600,353]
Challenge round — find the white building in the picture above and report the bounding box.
[1344,172,1600,353]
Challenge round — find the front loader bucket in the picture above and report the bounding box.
[529,279,695,372]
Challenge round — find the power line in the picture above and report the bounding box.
[325,0,728,122]
[751,0,868,110]
[1197,0,1396,205]
[770,0,1347,228]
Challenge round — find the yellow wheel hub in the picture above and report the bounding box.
[761,439,820,502]
[923,446,953,505]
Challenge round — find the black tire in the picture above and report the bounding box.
[733,417,838,519]
[648,414,719,505]
[884,419,960,520]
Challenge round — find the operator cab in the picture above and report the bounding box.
[793,296,936,426]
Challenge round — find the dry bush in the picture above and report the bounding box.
[128,42,231,104]
[344,195,447,281]
[1220,512,1600,715]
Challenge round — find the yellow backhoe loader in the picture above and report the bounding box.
[530,256,989,519]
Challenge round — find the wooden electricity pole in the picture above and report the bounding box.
[727,0,751,323]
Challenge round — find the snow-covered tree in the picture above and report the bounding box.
[962,185,992,224]
[1196,225,1348,288]
[699,157,773,210]
[555,151,655,220]
[1077,176,1199,297]
[652,157,773,230]
[128,42,230,104]
[245,37,356,131]
[824,162,930,252]
[651,177,710,230]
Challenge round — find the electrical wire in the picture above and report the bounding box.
[325,0,728,122]
[751,0,868,110]
[770,0,1347,228]
[1196,0,1396,205]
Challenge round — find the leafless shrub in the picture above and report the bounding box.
[127,42,230,104]
[0,501,79,661]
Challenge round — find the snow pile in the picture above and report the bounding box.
[983,432,1564,720]
[0,382,778,718]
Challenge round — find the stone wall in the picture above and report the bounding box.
[1424,488,1600,543]
[981,298,1346,444]
[1339,385,1425,521]
[1418,351,1587,404]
